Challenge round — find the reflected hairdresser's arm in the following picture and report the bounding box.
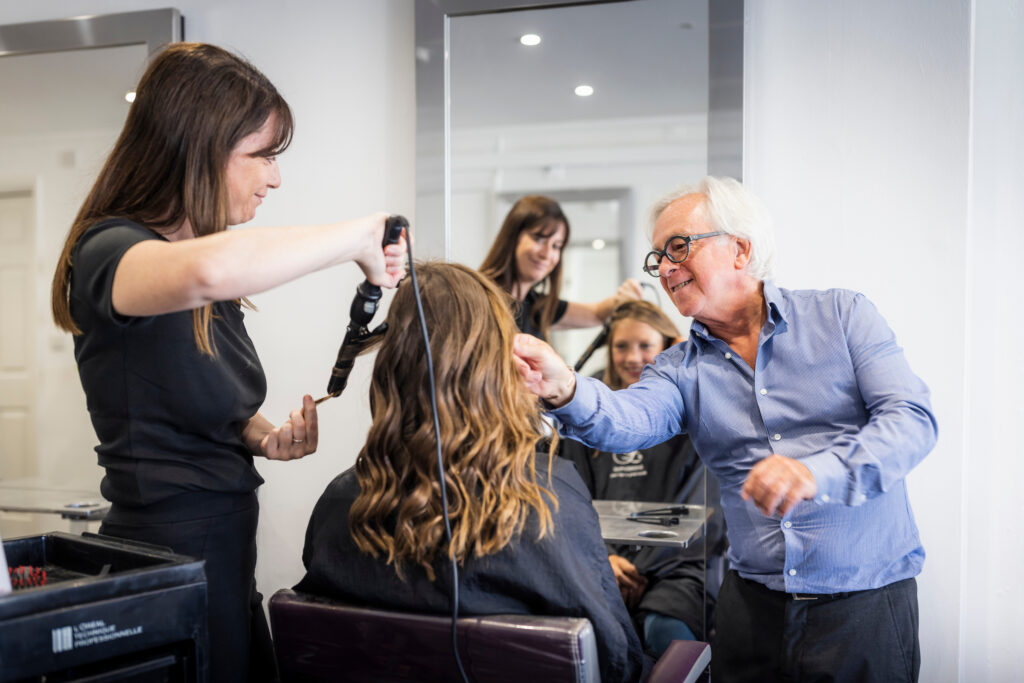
[553,278,642,329]
[111,213,407,317]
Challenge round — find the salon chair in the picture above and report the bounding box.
[269,588,710,682]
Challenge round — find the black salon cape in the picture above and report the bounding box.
[297,454,645,682]
[559,435,726,634]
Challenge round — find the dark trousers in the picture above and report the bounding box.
[100,491,278,683]
[711,571,919,683]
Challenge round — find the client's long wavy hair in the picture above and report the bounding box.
[349,262,558,581]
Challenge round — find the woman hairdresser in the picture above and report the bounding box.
[297,262,645,682]
[479,195,642,341]
[50,43,406,682]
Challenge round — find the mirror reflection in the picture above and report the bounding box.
[445,0,709,368]
[0,43,147,532]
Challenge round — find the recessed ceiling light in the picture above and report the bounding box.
[574,84,594,97]
[592,239,606,250]
[124,91,136,103]
[520,33,541,46]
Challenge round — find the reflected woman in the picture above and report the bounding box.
[480,195,641,341]
[297,262,644,682]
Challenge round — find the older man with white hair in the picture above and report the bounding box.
[514,176,936,682]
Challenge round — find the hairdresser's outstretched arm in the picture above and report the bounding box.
[553,278,642,329]
[111,212,406,317]
[242,394,319,462]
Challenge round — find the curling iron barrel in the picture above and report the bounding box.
[324,215,408,399]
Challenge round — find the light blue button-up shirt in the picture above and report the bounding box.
[552,282,937,593]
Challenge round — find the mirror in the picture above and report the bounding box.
[0,10,180,534]
[416,0,742,368]
[416,0,742,641]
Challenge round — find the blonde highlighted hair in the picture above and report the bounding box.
[602,300,681,390]
[350,261,557,580]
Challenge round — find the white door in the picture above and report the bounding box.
[0,191,36,480]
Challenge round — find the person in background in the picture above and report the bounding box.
[561,300,726,657]
[296,262,645,683]
[50,43,407,683]
[479,195,642,341]
[513,176,936,683]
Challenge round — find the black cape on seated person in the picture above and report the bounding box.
[296,453,645,683]
[559,434,727,636]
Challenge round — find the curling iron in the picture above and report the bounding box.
[315,215,408,405]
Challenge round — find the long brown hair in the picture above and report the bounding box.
[50,42,294,354]
[602,300,680,390]
[479,195,569,340]
[349,262,557,581]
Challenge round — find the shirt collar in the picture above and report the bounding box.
[688,280,786,342]
[762,280,787,329]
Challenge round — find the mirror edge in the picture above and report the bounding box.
[0,8,183,58]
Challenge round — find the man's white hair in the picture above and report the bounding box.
[651,176,776,281]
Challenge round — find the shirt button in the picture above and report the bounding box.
[788,569,797,576]
[821,494,831,503]
[724,352,732,360]
[773,433,781,441]
[760,388,768,395]
[783,521,792,529]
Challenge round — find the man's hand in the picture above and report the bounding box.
[512,333,576,407]
[741,453,817,517]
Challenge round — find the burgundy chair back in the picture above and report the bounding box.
[269,589,601,682]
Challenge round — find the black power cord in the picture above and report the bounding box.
[404,236,471,683]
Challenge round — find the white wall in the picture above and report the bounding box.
[0,0,416,604]
[746,1,1022,681]
[962,1,1024,680]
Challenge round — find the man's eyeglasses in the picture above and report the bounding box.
[642,231,725,277]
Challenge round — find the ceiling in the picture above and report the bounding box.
[418,0,709,131]
[0,1,710,138]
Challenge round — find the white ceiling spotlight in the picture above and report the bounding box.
[519,33,541,46]
[574,84,594,97]
[591,239,606,250]
[124,91,136,103]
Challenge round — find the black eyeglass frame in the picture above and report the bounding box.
[642,231,726,277]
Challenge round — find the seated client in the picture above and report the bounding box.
[296,262,644,683]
